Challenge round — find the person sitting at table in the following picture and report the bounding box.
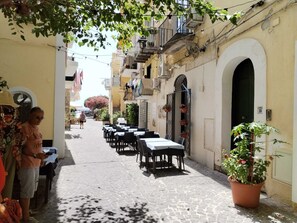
[18,107,48,223]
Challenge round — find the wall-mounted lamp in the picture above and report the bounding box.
[138,36,147,50]
[159,45,164,51]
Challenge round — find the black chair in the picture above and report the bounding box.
[176,137,185,170]
[119,132,136,152]
[143,131,160,138]
[137,139,151,170]
[165,134,170,139]
[137,128,146,131]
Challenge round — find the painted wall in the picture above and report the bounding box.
[0,14,57,144]
[150,0,296,203]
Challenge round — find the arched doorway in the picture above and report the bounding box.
[232,59,255,127]
[166,74,191,155]
[214,38,266,166]
[231,59,255,148]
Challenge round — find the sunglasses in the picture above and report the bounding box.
[35,116,44,120]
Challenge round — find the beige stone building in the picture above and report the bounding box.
[111,0,297,206]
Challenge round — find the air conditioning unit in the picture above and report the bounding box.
[185,8,204,29]
[152,78,160,90]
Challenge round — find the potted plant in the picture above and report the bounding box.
[180,119,188,126]
[222,121,284,208]
[180,104,188,113]
[180,131,189,138]
[162,104,171,113]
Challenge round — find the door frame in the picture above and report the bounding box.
[214,38,267,166]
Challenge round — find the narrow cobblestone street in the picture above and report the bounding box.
[34,119,297,223]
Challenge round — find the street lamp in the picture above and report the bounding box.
[138,36,147,50]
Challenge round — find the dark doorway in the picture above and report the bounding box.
[231,59,254,147]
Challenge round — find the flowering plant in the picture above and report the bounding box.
[222,122,284,184]
[180,104,188,113]
[162,104,171,112]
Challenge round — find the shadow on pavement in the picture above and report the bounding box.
[65,133,82,139]
[235,202,297,223]
[36,195,159,223]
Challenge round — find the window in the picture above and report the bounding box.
[146,65,152,79]
[12,91,33,123]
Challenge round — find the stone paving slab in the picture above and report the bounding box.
[34,119,297,223]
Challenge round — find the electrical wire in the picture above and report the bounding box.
[207,0,281,47]
[51,45,111,65]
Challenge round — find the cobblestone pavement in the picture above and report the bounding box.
[34,119,297,223]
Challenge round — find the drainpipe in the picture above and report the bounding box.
[292,41,297,207]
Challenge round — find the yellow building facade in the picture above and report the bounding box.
[0,13,66,157]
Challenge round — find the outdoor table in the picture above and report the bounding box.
[114,131,145,151]
[39,147,58,204]
[128,128,138,132]
[142,138,169,142]
[145,140,184,173]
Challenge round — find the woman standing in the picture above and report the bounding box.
[18,107,47,223]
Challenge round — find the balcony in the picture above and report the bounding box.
[159,15,193,53]
[120,55,138,77]
[133,78,153,99]
[134,31,160,63]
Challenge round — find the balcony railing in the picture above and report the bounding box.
[133,78,153,98]
[158,15,193,52]
[134,31,160,63]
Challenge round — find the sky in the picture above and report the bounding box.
[69,32,117,107]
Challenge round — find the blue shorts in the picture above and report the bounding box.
[18,167,39,198]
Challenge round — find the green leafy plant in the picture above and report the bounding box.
[0,1,241,49]
[112,111,122,124]
[126,103,138,126]
[222,122,285,184]
[99,108,110,121]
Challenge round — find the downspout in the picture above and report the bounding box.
[292,41,297,207]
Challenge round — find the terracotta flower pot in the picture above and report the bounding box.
[180,105,188,113]
[228,177,264,208]
[180,132,189,138]
[162,105,171,112]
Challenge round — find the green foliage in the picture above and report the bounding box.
[126,103,138,126]
[99,108,110,122]
[112,111,122,124]
[222,122,285,184]
[0,0,242,50]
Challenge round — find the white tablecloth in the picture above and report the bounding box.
[146,141,184,151]
[142,138,169,142]
[115,131,146,136]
